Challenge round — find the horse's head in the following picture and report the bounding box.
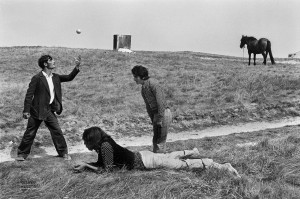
[240,35,247,48]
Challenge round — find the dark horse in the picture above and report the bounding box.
[240,35,275,65]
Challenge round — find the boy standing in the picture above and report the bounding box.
[131,65,172,153]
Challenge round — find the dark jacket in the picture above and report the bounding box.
[141,78,167,123]
[91,137,135,170]
[23,67,79,120]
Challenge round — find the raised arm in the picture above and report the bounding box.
[59,56,81,82]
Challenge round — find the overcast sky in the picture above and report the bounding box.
[1,0,299,58]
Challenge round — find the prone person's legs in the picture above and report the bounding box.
[139,149,201,169]
[139,150,240,178]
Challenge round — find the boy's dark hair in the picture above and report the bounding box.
[82,126,110,145]
[38,55,52,69]
[131,65,149,80]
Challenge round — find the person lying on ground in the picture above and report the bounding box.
[73,126,241,178]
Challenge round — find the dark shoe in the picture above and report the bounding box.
[62,154,71,161]
[15,156,26,161]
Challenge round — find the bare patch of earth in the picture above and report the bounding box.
[1,116,300,163]
[1,100,300,153]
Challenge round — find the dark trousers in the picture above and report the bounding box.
[152,124,161,149]
[152,108,172,153]
[17,111,68,158]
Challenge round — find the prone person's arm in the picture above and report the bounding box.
[73,161,103,172]
[85,162,101,171]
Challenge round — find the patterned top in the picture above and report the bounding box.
[141,78,167,124]
[100,142,114,170]
[88,141,145,171]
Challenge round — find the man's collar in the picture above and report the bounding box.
[142,78,150,86]
[42,71,53,78]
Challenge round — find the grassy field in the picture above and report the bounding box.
[1,126,300,198]
[1,46,300,146]
[1,46,300,198]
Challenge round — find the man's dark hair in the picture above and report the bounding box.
[82,126,110,145]
[131,65,149,80]
[38,55,52,69]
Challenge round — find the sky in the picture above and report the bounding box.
[1,0,300,58]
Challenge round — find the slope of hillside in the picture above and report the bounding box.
[1,46,300,148]
[2,47,300,199]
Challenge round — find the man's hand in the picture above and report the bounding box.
[23,112,30,119]
[75,55,81,69]
[157,122,162,127]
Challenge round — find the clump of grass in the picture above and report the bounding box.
[281,156,300,186]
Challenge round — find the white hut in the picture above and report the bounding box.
[113,35,131,50]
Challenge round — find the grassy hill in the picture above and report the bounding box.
[1,46,300,198]
[1,46,300,147]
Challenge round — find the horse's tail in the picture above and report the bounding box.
[267,40,275,64]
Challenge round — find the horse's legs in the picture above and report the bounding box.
[248,52,251,65]
[265,51,269,62]
[253,54,256,65]
[262,52,267,65]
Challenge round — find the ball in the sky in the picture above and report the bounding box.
[76,29,81,34]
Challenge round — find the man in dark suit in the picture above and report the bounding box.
[16,54,81,161]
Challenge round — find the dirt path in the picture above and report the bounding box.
[1,116,300,163]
